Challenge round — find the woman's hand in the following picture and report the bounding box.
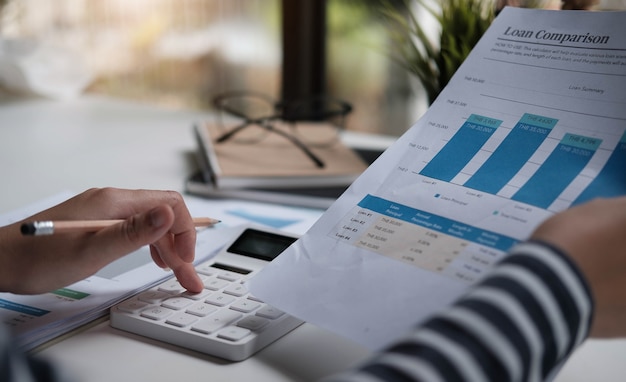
[530,196,626,338]
[0,188,204,295]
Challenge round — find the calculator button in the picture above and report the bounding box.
[217,326,251,341]
[203,278,230,291]
[138,290,170,304]
[256,305,285,319]
[237,316,269,331]
[116,299,149,314]
[216,271,240,282]
[158,280,186,294]
[181,289,212,300]
[247,295,264,303]
[196,263,216,276]
[186,303,217,317]
[161,297,193,310]
[223,283,248,297]
[191,310,242,334]
[166,312,199,327]
[141,306,175,320]
[230,299,261,313]
[205,293,235,307]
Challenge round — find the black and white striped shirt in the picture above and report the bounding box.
[326,240,594,382]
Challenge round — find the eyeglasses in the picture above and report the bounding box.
[213,91,353,168]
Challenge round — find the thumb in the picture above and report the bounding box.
[90,205,175,265]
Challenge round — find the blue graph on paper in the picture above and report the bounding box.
[418,113,625,210]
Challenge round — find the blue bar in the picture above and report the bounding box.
[420,115,502,182]
[512,133,602,208]
[573,130,626,205]
[358,194,518,252]
[0,298,50,317]
[464,113,556,194]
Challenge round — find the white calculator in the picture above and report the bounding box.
[110,225,303,361]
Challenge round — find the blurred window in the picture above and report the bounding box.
[2,0,621,135]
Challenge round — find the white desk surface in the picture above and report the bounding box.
[0,95,625,381]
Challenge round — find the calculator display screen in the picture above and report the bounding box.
[227,228,298,262]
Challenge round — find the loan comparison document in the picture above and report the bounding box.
[249,7,626,349]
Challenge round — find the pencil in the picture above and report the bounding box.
[20,217,220,236]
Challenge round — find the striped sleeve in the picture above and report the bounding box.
[324,240,594,382]
[0,324,74,382]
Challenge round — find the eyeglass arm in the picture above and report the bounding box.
[266,125,325,168]
[214,121,250,143]
[215,120,325,168]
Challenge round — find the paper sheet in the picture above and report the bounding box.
[249,7,626,349]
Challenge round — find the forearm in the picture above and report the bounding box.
[326,241,594,382]
[0,221,67,294]
[0,223,23,293]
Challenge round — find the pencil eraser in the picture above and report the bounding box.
[20,223,36,235]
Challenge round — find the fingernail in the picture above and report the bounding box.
[150,207,167,228]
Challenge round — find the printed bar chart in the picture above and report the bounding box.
[464,113,557,193]
[417,111,622,210]
[573,130,626,205]
[511,133,602,208]
[419,114,502,182]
